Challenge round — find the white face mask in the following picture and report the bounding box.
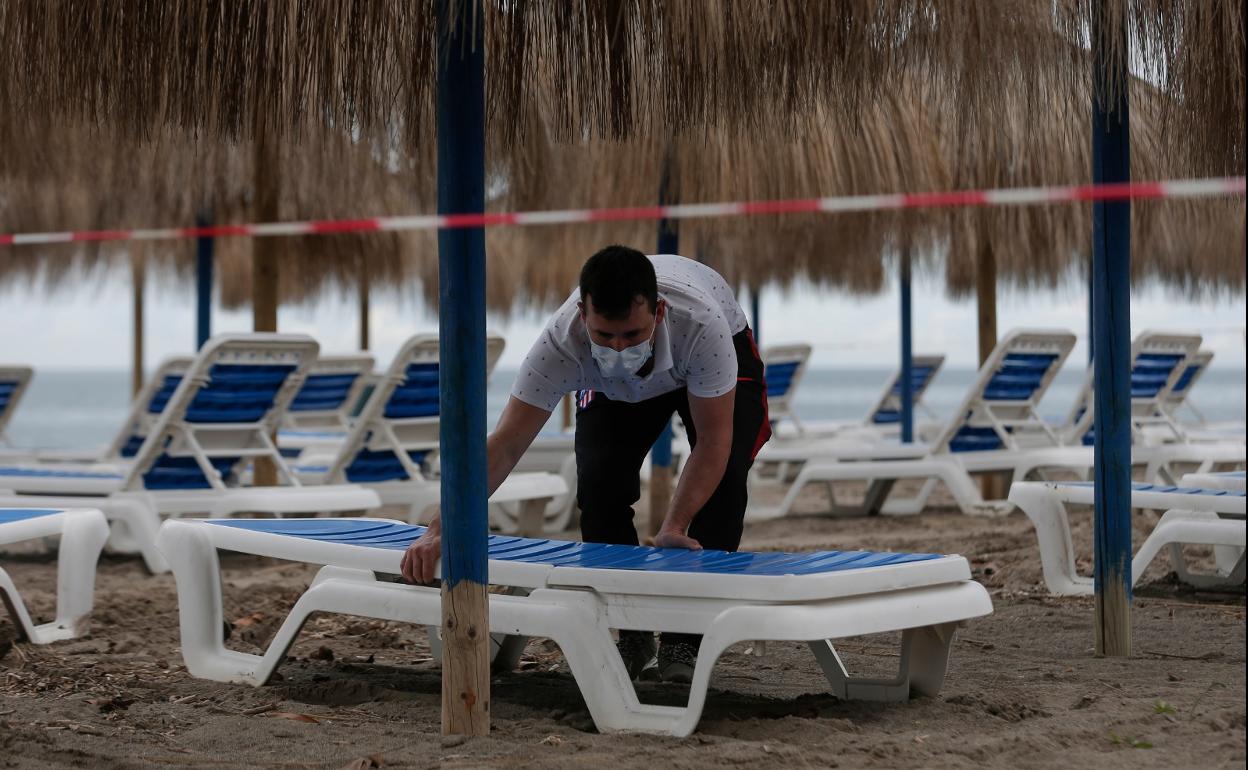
[588,322,656,378]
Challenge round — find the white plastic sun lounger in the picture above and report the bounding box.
[157,517,992,736]
[5,356,195,465]
[1008,481,1246,594]
[1181,470,1246,493]
[280,353,375,434]
[755,329,1092,519]
[1,507,110,643]
[761,343,812,436]
[0,365,34,448]
[0,335,380,572]
[279,335,508,456]
[769,354,946,443]
[1057,334,1243,474]
[291,334,566,536]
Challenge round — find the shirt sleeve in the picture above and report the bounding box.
[510,326,583,412]
[683,315,738,398]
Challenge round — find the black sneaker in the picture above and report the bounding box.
[657,640,699,684]
[616,631,657,681]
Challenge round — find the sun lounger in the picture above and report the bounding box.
[1008,481,1246,594]
[1056,332,1244,479]
[762,344,812,436]
[278,336,507,456]
[157,516,992,736]
[0,335,380,572]
[13,356,196,465]
[1181,470,1246,492]
[291,334,566,535]
[1138,350,1245,445]
[770,354,946,442]
[1061,330,1202,446]
[0,365,33,447]
[1,507,110,643]
[754,329,1091,518]
[282,354,375,433]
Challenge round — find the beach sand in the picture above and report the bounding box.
[1,481,1244,769]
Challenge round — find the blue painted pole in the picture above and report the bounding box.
[1087,260,1094,363]
[751,286,761,345]
[1091,7,1132,657]
[435,0,490,733]
[648,159,678,535]
[195,212,213,349]
[899,251,914,444]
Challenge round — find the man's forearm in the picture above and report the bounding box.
[662,442,731,534]
[486,431,524,497]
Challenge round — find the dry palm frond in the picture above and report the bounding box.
[1,2,1240,166]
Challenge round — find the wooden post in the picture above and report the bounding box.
[1091,4,1133,657]
[647,154,678,537]
[899,249,914,444]
[358,273,371,351]
[131,254,145,397]
[437,0,490,736]
[975,239,1002,499]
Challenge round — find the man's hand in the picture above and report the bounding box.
[654,527,702,550]
[400,518,442,584]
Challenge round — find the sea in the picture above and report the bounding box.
[5,366,1245,450]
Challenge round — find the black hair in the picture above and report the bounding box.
[578,245,658,319]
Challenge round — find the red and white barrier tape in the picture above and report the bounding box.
[1,176,1243,247]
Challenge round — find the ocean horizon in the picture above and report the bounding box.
[6,365,1244,450]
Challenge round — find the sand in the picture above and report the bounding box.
[1,481,1244,769]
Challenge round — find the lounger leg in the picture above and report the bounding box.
[106,497,169,574]
[808,623,957,701]
[903,623,958,697]
[523,589,690,735]
[2,512,110,644]
[514,498,547,538]
[33,511,111,643]
[1136,511,1246,590]
[1008,482,1091,595]
[0,567,38,642]
[879,478,937,516]
[157,522,269,683]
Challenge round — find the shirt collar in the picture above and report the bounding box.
[648,296,674,377]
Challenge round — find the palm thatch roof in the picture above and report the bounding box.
[0,118,424,305]
[2,1,1242,311]
[2,1,1241,165]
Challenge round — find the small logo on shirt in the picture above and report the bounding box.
[576,389,595,409]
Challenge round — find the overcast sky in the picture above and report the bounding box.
[2,269,1243,372]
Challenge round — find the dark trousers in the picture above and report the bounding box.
[575,329,771,649]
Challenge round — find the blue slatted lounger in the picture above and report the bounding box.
[1,507,110,643]
[157,516,991,736]
[0,335,381,574]
[0,365,33,448]
[1009,481,1246,595]
[291,334,567,537]
[756,329,1098,519]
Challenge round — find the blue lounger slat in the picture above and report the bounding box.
[0,508,66,525]
[208,519,941,575]
[1061,480,1246,498]
[0,467,124,480]
[290,373,361,413]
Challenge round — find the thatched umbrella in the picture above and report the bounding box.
[4,1,1241,320]
[0,119,427,393]
[2,1,1240,163]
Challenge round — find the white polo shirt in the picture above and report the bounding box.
[511,254,749,412]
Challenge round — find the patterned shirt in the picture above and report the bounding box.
[511,254,749,411]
